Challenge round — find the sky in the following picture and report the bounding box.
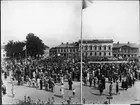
[1,0,140,47]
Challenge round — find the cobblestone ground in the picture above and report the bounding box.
[2,74,140,104]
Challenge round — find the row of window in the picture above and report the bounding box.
[57,48,78,53]
[113,49,138,53]
[83,52,111,56]
[113,54,137,57]
[82,45,111,51]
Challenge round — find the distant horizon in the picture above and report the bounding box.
[1,38,140,48]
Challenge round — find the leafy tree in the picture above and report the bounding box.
[5,40,25,58]
[26,33,45,58]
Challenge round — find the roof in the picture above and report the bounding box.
[113,43,139,48]
[79,39,113,43]
[56,43,78,48]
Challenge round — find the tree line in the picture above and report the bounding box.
[4,33,48,59]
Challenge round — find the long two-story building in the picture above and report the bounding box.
[79,39,114,58]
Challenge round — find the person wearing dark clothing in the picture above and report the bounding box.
[109,82,112,96]
[120,75,122,82]
[93,77,96,87]
[125,80,128,90]
[121,80,125,90]
[116,82,120,95]
[40,79,43,90]
[132,77,135,86]
[4,72,7,79]
[68,78,73,90]
[101,76,106,89]
[72,72,75,81]
[89,77,92,87]
[98,82,103,96]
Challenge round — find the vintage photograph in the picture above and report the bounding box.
[1,0,140,104]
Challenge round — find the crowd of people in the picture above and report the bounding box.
[1,56,140,104]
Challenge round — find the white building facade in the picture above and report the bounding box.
[79,39,113,58]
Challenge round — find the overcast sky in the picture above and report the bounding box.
[1,0,139,47]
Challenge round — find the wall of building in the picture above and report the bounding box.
[80,43,113,57]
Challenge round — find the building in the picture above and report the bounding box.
[49,47,57,57]
[113,42,139,58]
[79,39,114,58]
[49,42,79,58]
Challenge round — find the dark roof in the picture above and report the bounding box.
[113,43,139,48]
[56,43,78,48]
[79,39,113,43]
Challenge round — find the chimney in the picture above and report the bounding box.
[128,41,130,44]
[117,41,119,44]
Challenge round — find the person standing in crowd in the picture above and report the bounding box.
[72,88,76,97]
[37,77,40,89]
[101,75,106,90]
[68,78,73,90]
[51,79,55,92]
[60,83,64,98]
[121,79,125,90]
[116,81,120,95]
[109,82,113,96]
[2,84,6,95]
[125,78,128,90]
[4,71,7,80]
[93,77,96,87]
[11,78,15,97]
[98,81,103,96]
[89,76,93,87]
[40,78,43,90]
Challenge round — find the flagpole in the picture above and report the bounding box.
[25,44,27,82]
[80,0,83,104]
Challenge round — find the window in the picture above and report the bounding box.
[108,46,111,50]
[99,52,101,56]
[104,52,106,56]
[99,46,102,50]
[90,45,92,50]
[85,45,88,50]
[104,46,106,50]
[95,52,97,56]
[73,49,75,52]
[90,52,92,56]
[95,46,97,50]
[109,52,111,56]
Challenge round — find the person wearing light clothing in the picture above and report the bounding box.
[60,83,64,98]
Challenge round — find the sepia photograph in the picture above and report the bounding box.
[1,0,140,104]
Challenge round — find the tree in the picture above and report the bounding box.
[26,33,45,58]
[5,40,25,59]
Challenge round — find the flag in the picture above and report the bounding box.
[23,45,26,51]
[82,0,93,9]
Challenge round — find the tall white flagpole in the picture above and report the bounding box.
[80,0,83,104]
